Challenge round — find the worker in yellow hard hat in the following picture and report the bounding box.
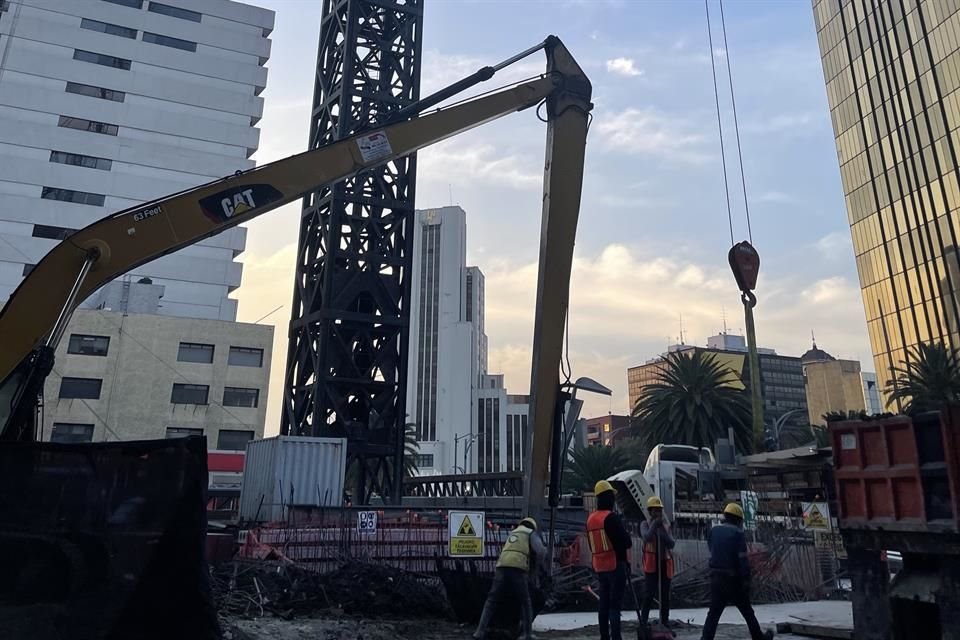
[473,516,544,640]
[700,504,774,640]
[639,495,675,628]
[586,480,632,640]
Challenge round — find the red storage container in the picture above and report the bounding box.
[831,410,960,533]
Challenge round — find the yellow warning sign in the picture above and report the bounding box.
[802,501,831,531]
[457,515,476,537]
[448,510,484,557]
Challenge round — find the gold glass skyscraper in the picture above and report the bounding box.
[814,0,960,403]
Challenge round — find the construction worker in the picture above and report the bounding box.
[700,503,774,640]
[639,495,675,627]
[473,516,544,640]
[586,480,632,640]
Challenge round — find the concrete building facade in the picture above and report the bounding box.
[584,414,630,447]
[800,341,867,425]
[474,374,529,473]
[814,0,960,401]
[43,305,273,446]
[0,0,273,321]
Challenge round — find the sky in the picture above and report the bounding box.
[232,0,873,433]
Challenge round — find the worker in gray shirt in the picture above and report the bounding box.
[639,495,675,627]
[473,516,545,640]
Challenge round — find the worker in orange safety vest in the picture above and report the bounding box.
[586,480,632,640]
[639,495,675,627]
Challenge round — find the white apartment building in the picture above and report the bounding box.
[44,280,273,445]
[0,0,273,321]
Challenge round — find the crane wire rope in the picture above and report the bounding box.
[706,0,736,248]
[719,0,754,244]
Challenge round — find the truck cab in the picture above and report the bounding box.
[643,444,717,520]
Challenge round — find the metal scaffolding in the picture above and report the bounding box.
[281,0,423,504]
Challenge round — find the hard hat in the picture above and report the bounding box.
[594,480,616,495]
[647,496,664,509]
[724,503,745,519]
[520,517,538,530]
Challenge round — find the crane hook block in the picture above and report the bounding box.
[728,241,760,294]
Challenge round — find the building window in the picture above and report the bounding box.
[171,383,209,405]
[177,342,214,363]
[223,387,259,408]
[59,377,102,399]
[80,18,137,39]
[65,81,125,103]
[142,31,197,52]
[217,429,253,451]
[73,49,132,70]
[50,423,94,443]
[58,116,118,136]
[1,1,9,13]
[415,454,434,468]
[102,0,143,7]
[32,224,76,240]
[166,427,202,438]
[50,150,113,171]
[147,2,201,22]
[67,334,110,356]
[41,187,105,207]
[228,346,263,367]
[22,264,34,276]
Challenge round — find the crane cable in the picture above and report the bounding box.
[705,0,754,247]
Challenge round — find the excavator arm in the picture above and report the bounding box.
[0,36,591,515]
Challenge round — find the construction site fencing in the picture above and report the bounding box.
[239,509,510,575]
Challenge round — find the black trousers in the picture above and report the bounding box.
[700,573,766,640]
[597,564,627,640]
[640,572,670,625]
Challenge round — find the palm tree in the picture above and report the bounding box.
[563,445,629,493]
[345,423,420,498]
[886,342,960,414]
[632,350,753,453]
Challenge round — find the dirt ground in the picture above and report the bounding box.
[226,616,769,640]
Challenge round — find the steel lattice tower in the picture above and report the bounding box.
[281,0,423,504]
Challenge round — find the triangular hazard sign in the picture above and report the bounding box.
[457,516,476,537]
[808,505,826,525]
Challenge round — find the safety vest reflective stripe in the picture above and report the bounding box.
[586,510,618,573]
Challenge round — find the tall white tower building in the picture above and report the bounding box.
[0,0,273,321]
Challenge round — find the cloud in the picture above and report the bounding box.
[753,190,797,204]
[419,141,540,190]
[744,112,823,135]
[594,108,709,163]
[815,231,853,255]
[714,47,727,58]
[606,57,644,77]
[477,243,871,416]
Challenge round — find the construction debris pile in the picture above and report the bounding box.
[213,560,453,620]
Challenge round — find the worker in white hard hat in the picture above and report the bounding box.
[700,503,774,640]
[586,480,632,640]
[639,495,675,628]
[473,516,544,640]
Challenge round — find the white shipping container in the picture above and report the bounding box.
[239,436,347,522]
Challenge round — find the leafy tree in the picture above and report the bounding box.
[632,351,753,453]
[562,445,629,493]
[886,342,960,414]
[613,435,651,471]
